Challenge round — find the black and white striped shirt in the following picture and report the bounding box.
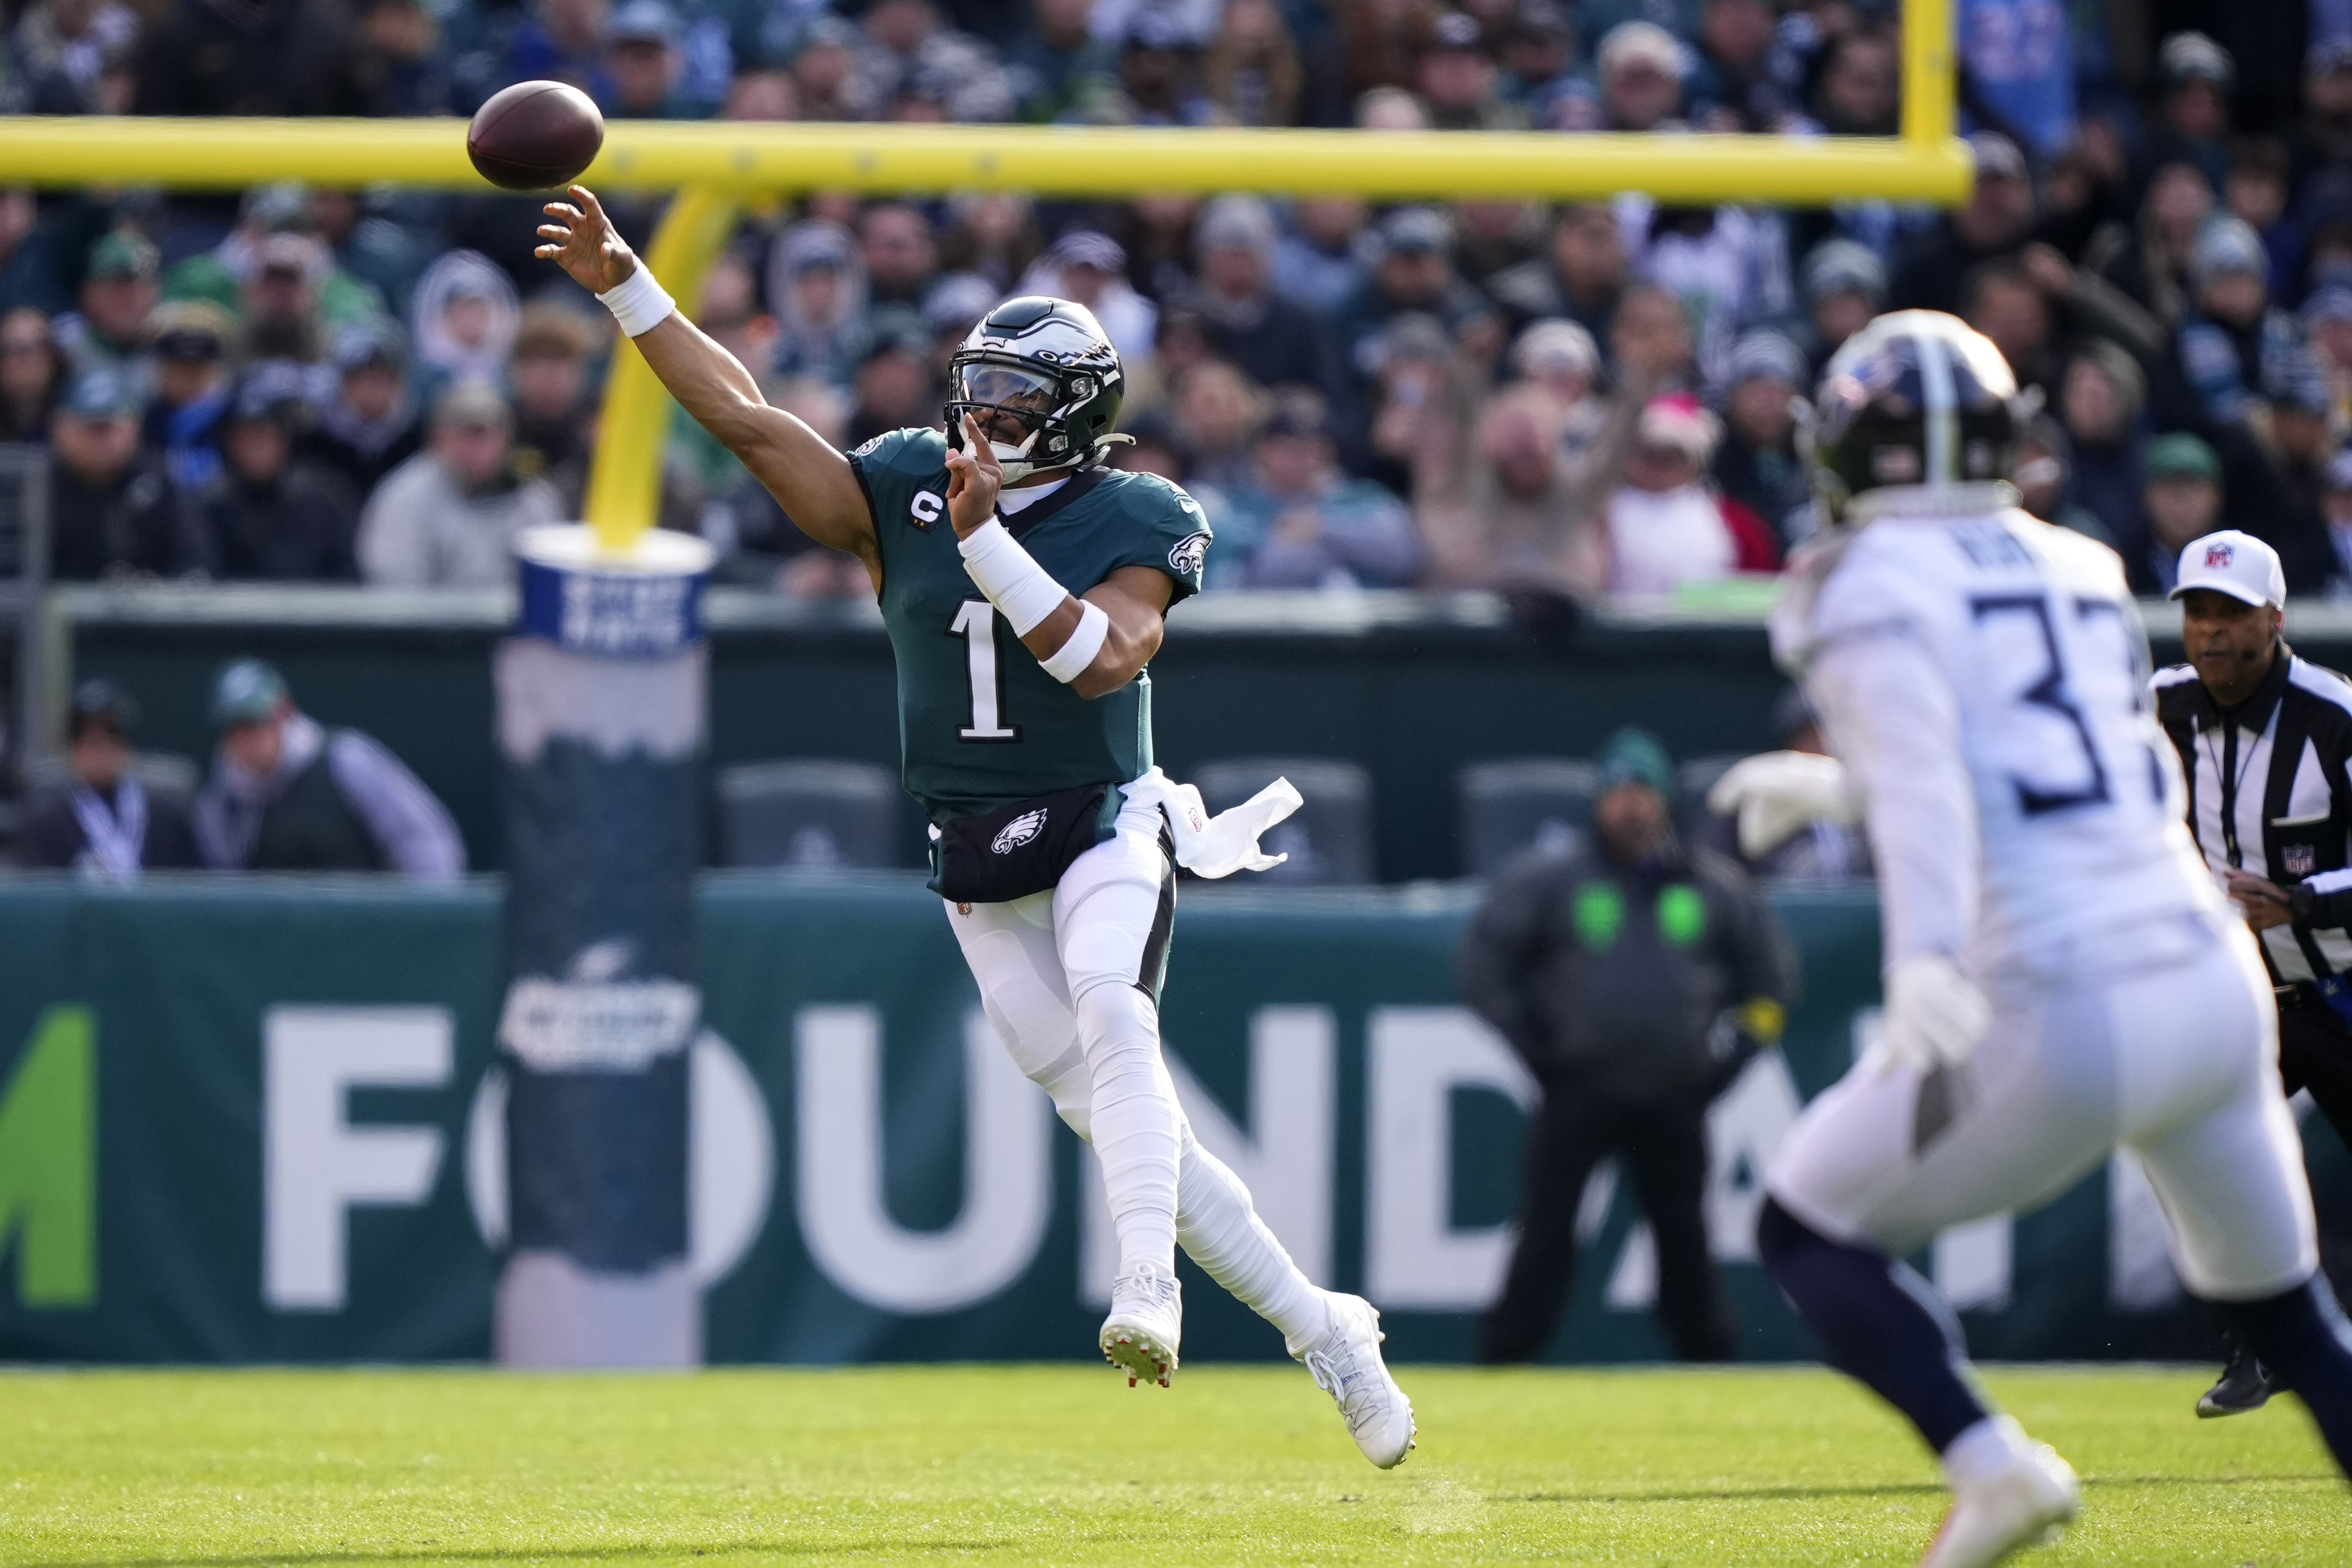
[2155,647,2352,984]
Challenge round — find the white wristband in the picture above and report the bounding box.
[1040,600,1110,683]
[595,264,675,338]
[957,518,1068,636]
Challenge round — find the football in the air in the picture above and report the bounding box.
[467,81,605,191]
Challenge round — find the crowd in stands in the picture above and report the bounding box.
[3,0,2352,603]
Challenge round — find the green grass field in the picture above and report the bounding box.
[0,1365,2342,1567]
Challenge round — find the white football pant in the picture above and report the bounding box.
[1770,915,2318,1302]
[945,790,1325,1344]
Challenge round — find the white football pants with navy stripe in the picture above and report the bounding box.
[946,788,1325,1344]
[1770,915,2318,1303]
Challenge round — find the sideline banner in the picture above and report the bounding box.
[0,875,2338,1363]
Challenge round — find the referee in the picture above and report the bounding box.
[2154,529,2352,1417]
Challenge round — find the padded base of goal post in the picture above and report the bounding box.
[494,524,713,1368]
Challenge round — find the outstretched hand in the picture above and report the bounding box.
[535,185,637,295]
[943,413,1004,538]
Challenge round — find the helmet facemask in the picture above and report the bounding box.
[947,355,1104,484]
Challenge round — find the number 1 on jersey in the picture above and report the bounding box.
[949,599,1020,741]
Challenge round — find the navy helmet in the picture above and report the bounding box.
[1807,309,2027,523]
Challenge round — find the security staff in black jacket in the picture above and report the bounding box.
[2154,528,2352,1416]
[1459,728,1797,1364]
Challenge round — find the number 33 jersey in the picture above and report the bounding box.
[1772,506,2223,980]
[851,427,1213,825]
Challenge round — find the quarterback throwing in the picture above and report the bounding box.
[536,187,1413,1467]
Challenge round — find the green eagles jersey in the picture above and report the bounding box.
[849,427,1213,824]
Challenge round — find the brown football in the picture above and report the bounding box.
[466,81,606,191]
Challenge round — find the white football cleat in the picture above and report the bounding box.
[1101,1269,1182,1388]
[1294,1292,1416,1468]
[1921,1442,2080,1568]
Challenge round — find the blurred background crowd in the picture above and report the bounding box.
[0,0,2347,603]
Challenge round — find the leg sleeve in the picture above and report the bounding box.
[945,894,1094,1139]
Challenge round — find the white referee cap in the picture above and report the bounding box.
[2171,529,2286,610]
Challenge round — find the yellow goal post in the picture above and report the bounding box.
[0,0,1964,551]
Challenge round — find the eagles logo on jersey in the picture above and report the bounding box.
[1808,310,2026,524]
[946,297,1126,483]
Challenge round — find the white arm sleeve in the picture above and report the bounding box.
[1807,628,1979,967]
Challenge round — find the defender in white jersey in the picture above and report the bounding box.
[1714,312,2352,1568]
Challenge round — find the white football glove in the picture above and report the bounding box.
[1705,750,1861,859]
[1877,954,1992,1076]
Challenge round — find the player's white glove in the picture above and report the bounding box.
[1705,750,1860,859]
[1877,954,1992,1076]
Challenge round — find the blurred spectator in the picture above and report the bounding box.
[2262,348,2336,514]
[1808,24,1897,136]
[1200,0,1299,127]
[1608,280,1698,390]
[2060,340,2150,549]
[1608,392,1776,595]
[849,0,1013,122]
[1412,368,1628,597]
[304,321,422,497]
[410,249,519,396]
[845,308,937,446]
[236,233,336,370]
[767,218,868,388]
[0,187,65,316]
[193,657,464,877]
[351,0,455,116]
[1177,196,1356,432]
[0,305,61,443]
[16,679,200,875]
[143,301,233,492]
[2013,414,2109,544]
[194,379,361,582]
[2299,40,2352,183]
[1687,0,1782,131]
[1332,206,1495,377]
[2141,32,2235,194]
[1508,317,1607,461]
[309,189,427,326]
[1500,1,1579,125]
[1271,196,1370,318]
[2100,161,2215,331]
[920,271,996,371]
[506,305,598,509]
[936,192,1039,291]
[1961,257,2057,400]
[1214,390,1422,589]
[2177,216,2301,427]
[788,15,860,120]
[58,230,156,371]
[859,202,938,309]
[2226,138,2303,300]
[1108,10,1214,126]
[1490,203,1627,346]
[161,184,386,334]
[1168,358,1266,491]
[1006,0,1112,123]
[133,0,369,114]
[2307,287,2352,421]
[1888,132,2034,315]
[5,0,139,116]
[501,0,614,103]
[2128,432,2226,594]
[719,66,799,121]
[357,379,564,587]
[602,0,696,118]
[2324,450,2352,595]
[1115,193,1202,304]
[1624,200,1787,389]
[1711,330,1809,545]
[1454,200,1545,289]
[1797,238,1884,377]
[1591,22,1687,132]
[48,364,204,580]
[700,375,871,595]
[1354,83,1429,131]
[1017,230,1158,364]
[1419,10,1527,131]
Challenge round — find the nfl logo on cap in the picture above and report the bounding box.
[2170,529,2286,610]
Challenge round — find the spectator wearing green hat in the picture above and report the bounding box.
[48,363,207,581]
[2131,432,2226,594]
[191,658,462,878]
[1458,725,1795,1366]
[58,230,157,372]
